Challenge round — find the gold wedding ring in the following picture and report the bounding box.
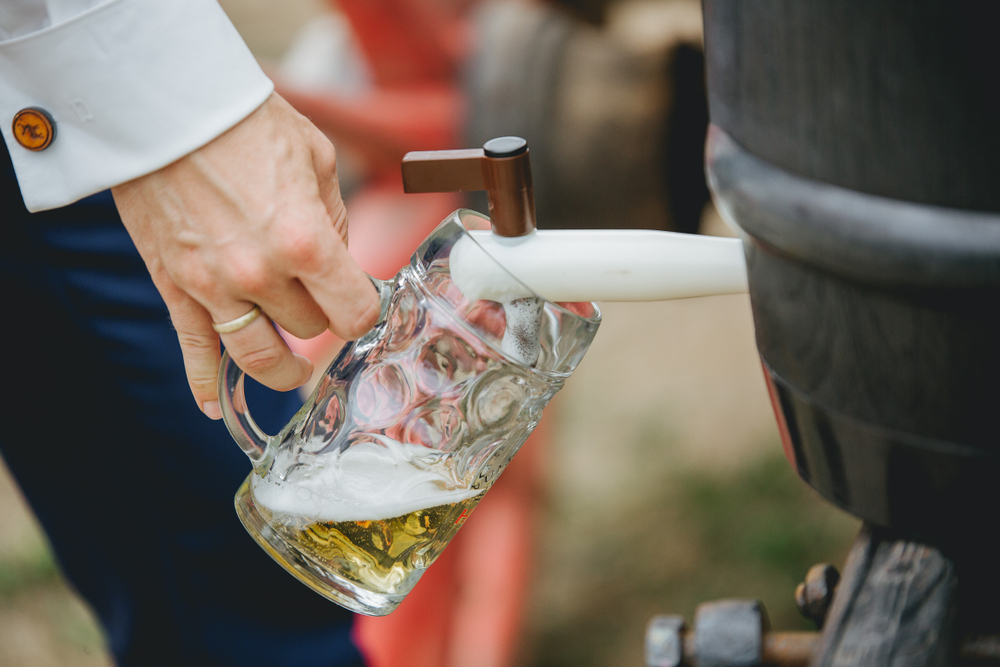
[212,305,262,334]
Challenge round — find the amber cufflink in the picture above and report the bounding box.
[12,108,55,151]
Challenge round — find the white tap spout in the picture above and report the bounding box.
[450,229,748,303]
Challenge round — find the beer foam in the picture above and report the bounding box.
[501,297,543,366]
[449,235,543,366]
[252,435,480,523]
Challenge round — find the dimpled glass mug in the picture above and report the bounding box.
[218,209,600,616]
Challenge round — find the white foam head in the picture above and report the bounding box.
[252,436,480,523]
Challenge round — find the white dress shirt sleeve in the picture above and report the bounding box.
[0,0,274,212]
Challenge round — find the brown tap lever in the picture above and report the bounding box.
[401,137,536,238]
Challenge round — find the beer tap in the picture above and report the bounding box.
[401,137,749,304]
[403,136,536,238]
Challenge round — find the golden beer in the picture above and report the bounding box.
[237,435,490,611]
[254,492,484,596]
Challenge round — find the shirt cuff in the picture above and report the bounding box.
[0,0,274,212]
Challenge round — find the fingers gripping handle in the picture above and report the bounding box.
[219,350,276,468]
[217,274,392,469]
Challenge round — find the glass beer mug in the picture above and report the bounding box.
[218,209,600,616]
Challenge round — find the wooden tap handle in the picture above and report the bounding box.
[401,148,486,193]
[401,138,536,237]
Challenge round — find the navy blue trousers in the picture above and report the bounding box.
[0,142,363,667]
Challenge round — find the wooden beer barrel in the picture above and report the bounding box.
[704,0,1000,543]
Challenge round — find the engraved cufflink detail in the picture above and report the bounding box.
[12,108,56,151]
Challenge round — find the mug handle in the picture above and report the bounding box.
[219,350,278,469]
[217,274,393,469]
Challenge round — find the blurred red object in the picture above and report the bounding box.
[335,0,471,85]
[353,423,546,667]
[277,86,463,179]
[276,3,544,665]
[276,0,474,179]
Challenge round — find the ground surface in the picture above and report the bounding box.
[0,2,859,664]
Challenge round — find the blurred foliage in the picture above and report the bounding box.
[683,454,855,581]
[524,446,860,667]
[0,547,59,598]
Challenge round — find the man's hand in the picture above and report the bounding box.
[112,93,380,419]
